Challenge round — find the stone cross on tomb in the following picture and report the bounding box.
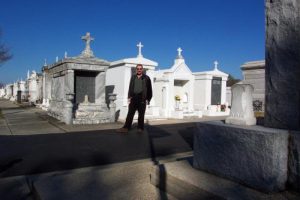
[177,47,183,59]
[137,42,143,57]
[214,61,219,70]
[80,32,94,58]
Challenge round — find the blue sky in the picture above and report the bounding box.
[0,0,264,84]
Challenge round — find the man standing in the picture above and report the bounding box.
[116,64,152,133]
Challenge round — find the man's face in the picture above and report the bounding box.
[136,66,143,75]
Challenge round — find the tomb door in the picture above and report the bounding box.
[211,77,222,105]
[75,71,97,104]
[17,91,22,103]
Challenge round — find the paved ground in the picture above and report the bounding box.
[0,99,224,178]
[0,99,226,199]
[1,99,300,200]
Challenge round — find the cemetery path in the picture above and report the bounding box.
[0,99,222,178]
[0,124,194,178]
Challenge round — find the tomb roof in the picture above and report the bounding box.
[241,60,265,70]
[110,42,158,69]
[48,56,110,69]
[193,61,228,77]
[110,56,158,68]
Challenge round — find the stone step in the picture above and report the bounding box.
[32,160,178,200]
[0,176,33,200]
[0,152,192,200]
[150,160,300,200]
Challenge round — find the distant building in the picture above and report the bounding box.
[240,60,265,112]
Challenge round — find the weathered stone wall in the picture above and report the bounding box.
[193,121,289,192]
[265,0,300,130]
[241,61,265,111]
[288,131,300,191]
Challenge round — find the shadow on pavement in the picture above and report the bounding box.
[0,122,195,178]
[0,129,150,177]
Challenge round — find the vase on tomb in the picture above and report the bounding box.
[175,95,181,110]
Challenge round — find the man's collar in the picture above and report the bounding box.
[136,74,143,78]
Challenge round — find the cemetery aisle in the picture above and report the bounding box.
[0,99,65,135]
[0,99,224,178]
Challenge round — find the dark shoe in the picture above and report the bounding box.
[137,128,143,133]
[116,128,128,133]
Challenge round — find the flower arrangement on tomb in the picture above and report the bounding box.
[175,95,181,101]
[221,104,226,112]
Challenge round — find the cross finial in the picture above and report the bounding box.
[177,47,182,56]
[177,47,184,59]
[80,32,95,58]
[214,61,219,70]
[137,42,143,57]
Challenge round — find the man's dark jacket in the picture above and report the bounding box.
[128,74,152,103]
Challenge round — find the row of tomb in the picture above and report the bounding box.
[0,33,265,124]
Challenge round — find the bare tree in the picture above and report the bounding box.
[227,74,241,87]
[0,29,12,66]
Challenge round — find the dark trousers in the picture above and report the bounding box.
[123,95,146,130]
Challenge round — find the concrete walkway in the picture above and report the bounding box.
[0,100,64,135]
[0,99,201,177]
[0,99,225,200]
[0,99,227,177]
[1,99,300,200]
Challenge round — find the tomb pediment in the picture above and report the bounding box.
[173,62,192,76]
[110,56,157,70]
[110,42,158,70]
[160,63,193,80]
[193,68,228,80]
[48,56,110,73]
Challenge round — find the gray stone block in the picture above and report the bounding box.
[265,0,300,130]
[288,131,300,192]
[0,176,32,200]
[150,160,290,200]
[193,121,289,192]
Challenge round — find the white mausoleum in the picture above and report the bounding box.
[4,84,13,99]
[193,61,229,116]
[106,42,159,120]
[152,48,196,119]
[107,43,229,120]
[0,88,4,98]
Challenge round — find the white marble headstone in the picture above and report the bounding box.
[225,83,256,126]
